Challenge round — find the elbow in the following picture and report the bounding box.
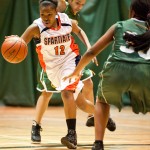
[86,50,96,58]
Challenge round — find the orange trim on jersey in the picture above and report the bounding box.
[65,78,80,91]
[50,15,61,31]
[70,36,80,55]
[36,45,46,71]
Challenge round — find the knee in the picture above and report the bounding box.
[83,78,93,90]
[76,100,85,110]
[76,94,88,109]
[61,90,74,102]
[42,91,53,100]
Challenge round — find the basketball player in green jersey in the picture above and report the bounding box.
[64,0,150,149]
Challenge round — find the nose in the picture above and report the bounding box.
[43,18,49,23]
[43,16,49,21]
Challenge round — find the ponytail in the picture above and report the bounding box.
[123,31,150,53]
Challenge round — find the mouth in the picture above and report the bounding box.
[43,21,51,27]
[44,21,50,24]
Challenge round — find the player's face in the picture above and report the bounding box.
[40,5,57,28]
[69,0,86,15]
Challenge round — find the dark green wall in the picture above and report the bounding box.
[0,0,131,106]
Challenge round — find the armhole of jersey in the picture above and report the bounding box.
[114,22,121,33]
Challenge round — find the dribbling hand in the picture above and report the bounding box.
[5,35,19,39]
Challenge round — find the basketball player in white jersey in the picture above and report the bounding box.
[20,0,92,149]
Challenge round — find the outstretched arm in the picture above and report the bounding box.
[72,20,91,49]
[71,20,98,66]
[64,24,115,81]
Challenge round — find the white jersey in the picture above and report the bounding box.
[34,13,81,90]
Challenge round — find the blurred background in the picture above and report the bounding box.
[0,0,131,106]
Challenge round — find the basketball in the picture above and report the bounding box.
[1,36,28,64]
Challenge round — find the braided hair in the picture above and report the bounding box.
[123,31,150,53]
[123,0,150,53]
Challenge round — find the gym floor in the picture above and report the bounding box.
[0,106,150,150]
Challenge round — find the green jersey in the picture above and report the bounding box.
[109,18,150,64]
[97,18,150,114]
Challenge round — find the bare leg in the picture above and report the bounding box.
[31,91,53,143]
[34,91,53,124]
[61,90,76,119]
[95,100,110,140]
[82,78,94,116]
[75,92,94,114]
[61,90,77,149]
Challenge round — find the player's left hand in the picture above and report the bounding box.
[5,35,19,39]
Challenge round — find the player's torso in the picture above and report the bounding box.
[34,13,78,70]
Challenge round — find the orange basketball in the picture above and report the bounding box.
[1,36,28,64]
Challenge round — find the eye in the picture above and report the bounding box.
[48,13,52,16]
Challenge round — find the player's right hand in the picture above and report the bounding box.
[63,73,81,83]
[92,57,99,66]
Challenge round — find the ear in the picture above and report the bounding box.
[129,9,135,18]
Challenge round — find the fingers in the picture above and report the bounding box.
[92,57,99,66]
[63,76,68,81]
[63,76,75,83]
[95,59,99,66]
[63,74,81,83]
[5,35,19,39]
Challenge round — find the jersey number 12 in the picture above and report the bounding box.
[54,45,65,55]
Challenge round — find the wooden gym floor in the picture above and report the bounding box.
[0,106,150,150]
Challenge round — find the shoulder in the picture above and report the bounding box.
[58,12,69,19]
[58,12,72,25]
[57,0,67,12]
[115,19,133,27]
[33,18,43,26]
[33,18,47,32]
[27,23,39,31]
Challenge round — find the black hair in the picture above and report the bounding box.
[123,31,150,53]
[39,0,58,8]
[130,0,150,24]
[123,0,150,53]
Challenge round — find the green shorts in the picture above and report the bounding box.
[81,67,94,81]
[36,64,60,93]
[37,64,94,93]
[97,60,150,114]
